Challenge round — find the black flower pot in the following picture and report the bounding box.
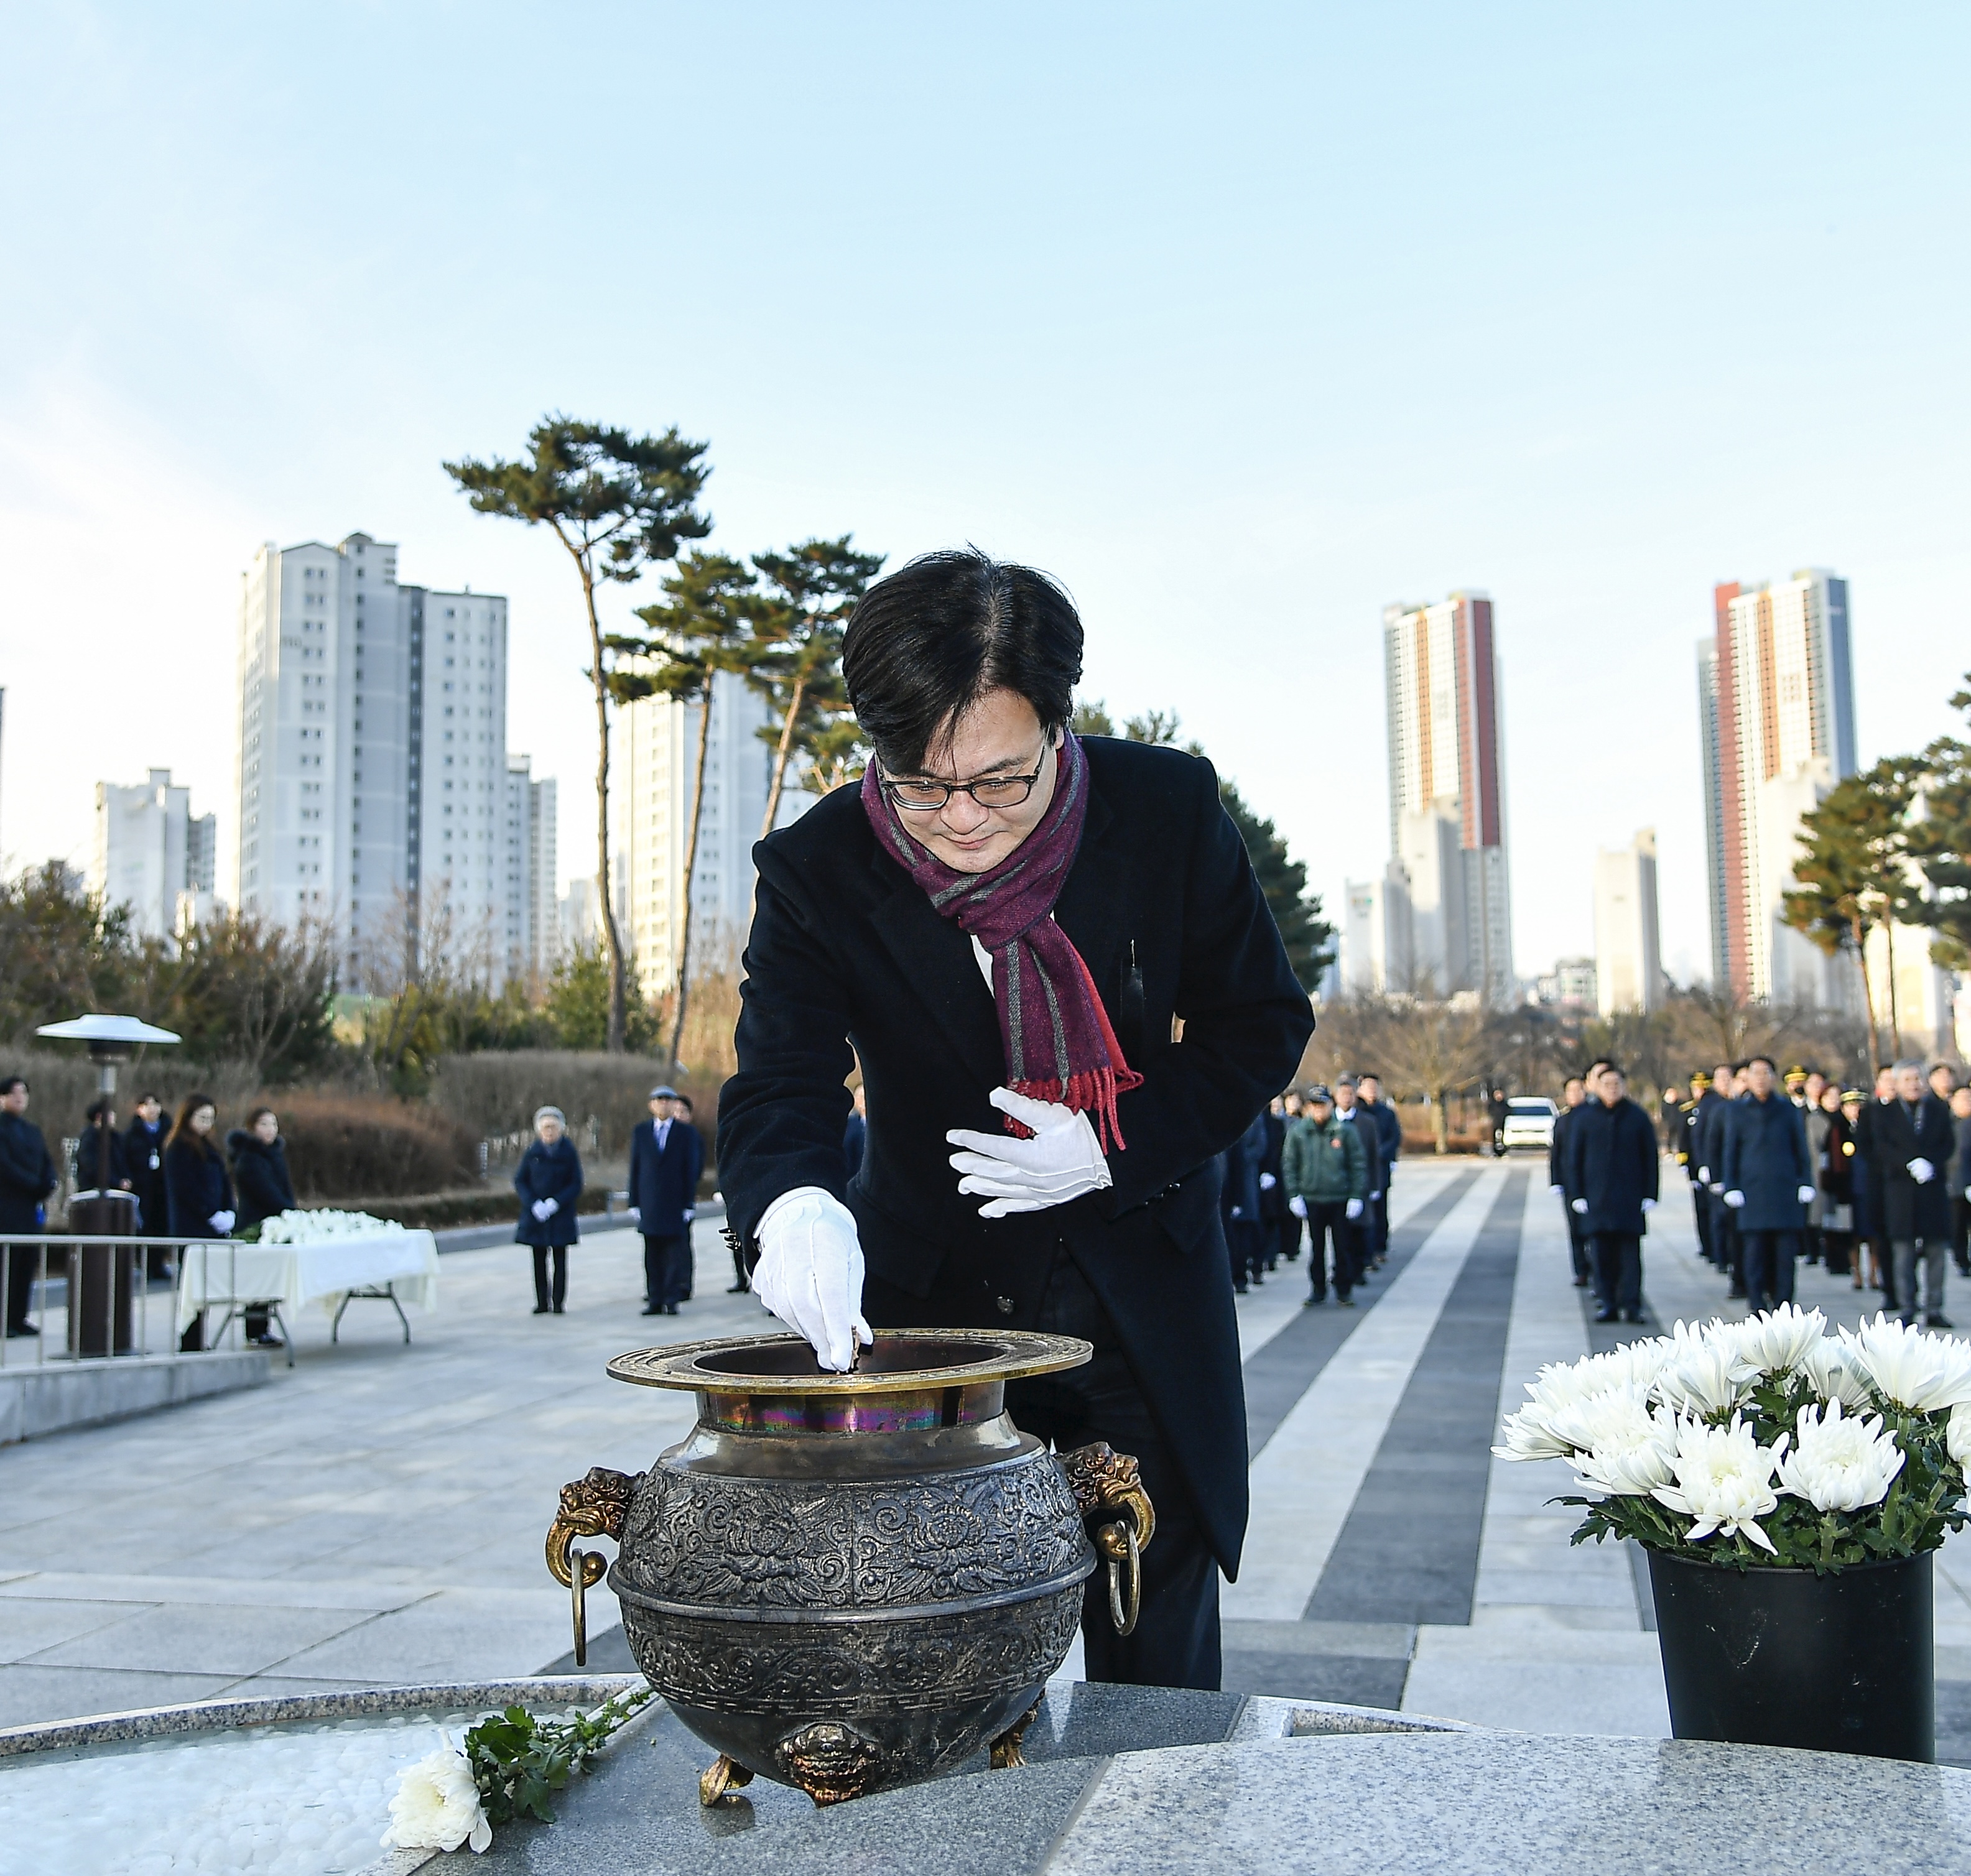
[1647,1548,1933,1762]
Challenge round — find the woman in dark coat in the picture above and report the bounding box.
[165,1094,236,1352]
[514,1106,582,1315]
[226,1107,295,1347]
[1817,1086,1856,1278]
[74,1098,132,1194]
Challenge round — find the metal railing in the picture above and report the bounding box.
[1,1232,281,1372]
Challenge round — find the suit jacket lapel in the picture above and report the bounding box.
[867,853,1006,1090]
[1054,777,1128,1018]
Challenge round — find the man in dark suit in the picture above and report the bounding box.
[1357,1073,1401,1266]
[1549,1075,1590,1286]
[717,548,1312,1692]
[1695,1063,1742,1292]
[629,1084,704,1316]
[1874,1059,1956,1328]
[1331,1073,1383,1291]
[1564,1063,1658,1323]
[1720,1055,1815,1313]
[0,1076,57,1338]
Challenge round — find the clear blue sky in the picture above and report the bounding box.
[4,2,1968,984]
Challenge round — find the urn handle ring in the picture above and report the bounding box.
[545,1467,638,1665]
[1060,1443,1156,1638]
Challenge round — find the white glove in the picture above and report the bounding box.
[1345,1198,1364,1221]
[1910,1158,1937,1185]
[1229,1205,1245,1220]
[209,1211,235,1234]
[946,1088,1113,1219]
[1697,1167,1710,1185]
[1641,1198,1658,1212]
[1570,1198,1588,1215]
[753,1187,872,1373]
[1724,1190,1746,1208]
[1549,1183,1564,1196]
[683,1208,696,1224]
[1288,1194,1307,1218]
[1797,1185,1816,1204]
[1259,1172,1277,1191]
[1370,1190,1383,1202]
[531,1199,551,1221]
[541,1196,559,1217]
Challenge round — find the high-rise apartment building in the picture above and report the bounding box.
[619,672,811,1000]
[92,768,218,940]
[1698,570,1857,1005]
[1593,828,1663,1015]
[232,532,549,984]
[501,757,559,979]
[1381,591,1514,1002]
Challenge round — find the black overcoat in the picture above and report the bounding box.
[1690,1089,1728,1183]
[124,1119,168,1232]
[1872,1093,1955,1242]
[1562,1096,1659,1234]
[165,1139,234,1239]
[1720,1093,1811,1232]
[0,1114,56,1235]
[716,736,1314,1578]
[514,1137,583,1247]
[227,1131,297,1232]
[628,1117,703,1239]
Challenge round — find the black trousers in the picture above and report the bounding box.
[1562,1202,1591,1282]
[1953,1194,1971,1275]
[4,1241,35,1333]
[642,1233,690,1310]
[1590,1232,1641,1315]
[1004,1252,1220,1692]
[1371,1188,1390,1259]
[531,1244,568,1310]
[1822,1230,1853,1277]
[1740,1230,1797,1311]
[1277,1213,1303,1263]
[1691,1188,1715,1265]
[1305,1201,1354,1299]
[1225,1218,1265,1288]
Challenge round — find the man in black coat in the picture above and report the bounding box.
[1563,1064,1659,1323]
[1874,1060,1955,1328]
[1258,1096,1288,1273]
[1332,1074,1383,1290]
[1720,1056,1815,1312]
[1694,1063,1742,1291]
[0,1076,58,1338]
[1549,1075,1590,1286]
[629,1086,704,1316]
[1357,1073,1401,1265]
[1681,1071,1715,1267]
[717,549,1312,1693]
[124,1093,169,1237]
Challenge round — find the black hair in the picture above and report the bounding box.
[1746,1055,1774,1073]
[0,1076,26,1098]
[85,1097,114,1123]
[167,1092,218,1158]
[842,547,1083,774]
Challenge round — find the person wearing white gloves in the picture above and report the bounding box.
[1279,1086,1368,1306]
[513,1106,583,1317]
[1560,1063,1658,1324]
[715,549,1312,1693]
[1547,1074,1591,1287]
[1717,1056,1814,1315]
[164,1093,238,1352]
[1871,1060,1957,1328]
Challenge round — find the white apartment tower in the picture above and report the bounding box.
[1593,829,1663,1015]
[1382,592,1514,1002]
[93,769,218,940]
[233,532,545,984]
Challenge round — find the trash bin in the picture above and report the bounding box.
[68,1191,141,1357]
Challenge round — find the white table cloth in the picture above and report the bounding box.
[175,1231,440,1335]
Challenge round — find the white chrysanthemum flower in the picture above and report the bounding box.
[1733,1304,1829,1377]
[1653,1319,1757,1418]
[1493,1402,1574,1461]
[1570,1395,1678,1497]
[1651,1413,1784,1553]
[1839,1314,1971,1415]
[1799,1338,1877,1412]
[382,1737,491,1855]
[1775,1400,1904,1513]
[1949,1403,1971,1469]
[261,1206,404,1244]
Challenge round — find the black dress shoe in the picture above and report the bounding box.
[552,1304,565,1315]
[1622,1310,1644,1324]
[5,1323,38,1338]
[641,1305,662,1316]
[665,1303,680,1315]
[1929,1314,1955,1331]
[532,1304,551,1315]
[726,1282,749,1294]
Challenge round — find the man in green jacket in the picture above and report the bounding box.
[1281,1085,1370,1307]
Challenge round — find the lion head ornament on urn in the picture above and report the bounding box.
[545,1329,1154,1807]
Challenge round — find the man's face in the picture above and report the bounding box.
[1564,1079,1585,1109]
[1600,1073,1626,1107]
[1309,1100,1333,1125]
[137,1099,160,1126]
[1714,1066,1735,1099]
[884,688,1059,876]
[1895,1065,1924,1103]
[1744,1060,1776,1099]
[1931,1065,1957,1100]
[1953,1087,1971,1120]
[1358,1077,1380,1103]
[1876,1067,1896,1097]
[1806,1073,1827,1104]
[649,1096,674,1122]
[0,1083,26,1116]
[1333,1083,1358,1112]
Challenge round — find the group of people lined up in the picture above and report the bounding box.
[0,1074,297,1347]
[1218,1074,1403,1306]
[1667,1058,1971,1329]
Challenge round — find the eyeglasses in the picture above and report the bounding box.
[879,746,1049,813]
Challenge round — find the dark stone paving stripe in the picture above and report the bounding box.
[1243,1171,1482,1462]
[1299,1171,1531,1627]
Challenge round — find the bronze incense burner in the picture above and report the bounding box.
[545,1329,1154,1807]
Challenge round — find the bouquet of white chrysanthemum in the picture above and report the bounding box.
[1493,1306,1971,1569]
[248,1208,406,1245]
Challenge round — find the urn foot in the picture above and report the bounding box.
[989,1699,1042,1771]
[699,1754,754,1807]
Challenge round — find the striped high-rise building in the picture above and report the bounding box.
[1380,591,1513,1003]
[1697,570,1857,1005]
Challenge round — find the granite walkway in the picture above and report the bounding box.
[5,1161,1971,1762]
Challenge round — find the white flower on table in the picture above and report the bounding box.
[1838,1313,1971,1416]
[381,1735,491,1854]
[260,1208,407,1245]
[1651,1413,1784,1553]
[1774,1399,1904,1512]
[1732,1304,1828,1379]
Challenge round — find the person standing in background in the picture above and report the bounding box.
[630,1086,702,1317]
[1801,1079,1834,1270]
[1854,1064,1898,1310]
[1720,1056,1816,1314]
[226,1106,294,1348]
[1258,1096,1288,1275]
[1948,1084,1971,1279]
[1564,1063,1658,1325]
[1659,1082,1687,1155]
[1931,1061,1960,1107]
[0,1077,57,1339]
[1282,1085,1367,1307]
[165,1094,235,1352]
[1357,1073,1401,1268]
[1873,1059,1954,1329]
[1550,1076,1591,1287]
[1816,1084,1856,1278]
[514,1106,583,1316]
[1681,1071,1715,1269]
[124,1092,167,1242]
[1695,1063,1741,1293]
[75,1097,131,1195]
[1274,1092,1305,1265]
[1331,1074,1383,1293]
[1219,1107,1270,1293]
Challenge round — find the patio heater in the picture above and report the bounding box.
[36,1013,180,1356]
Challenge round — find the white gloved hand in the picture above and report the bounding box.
[1259,1172,1277,1191]
[1549,1183,1564,1197]
[1697,1167,1710,1185]
[683,1207,696,1224]
[1229,1205,1245,1220]
[753,1187,872,1373]
[1288,1194,1307,1219]
[946,1089,1113,1219]
[209,1210,235,1234]
[531,1199,552,1221]
[1724,1190,1746,1208]
[1570,1198,1588,1215]
[541,1197,559,1217]
[1910,1158,1937,1185]
[1797,1185,1817,1204]
[1641,1197,1658,1212]
[1345,1198,1364,1221]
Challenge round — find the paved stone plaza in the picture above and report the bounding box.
[4,1163,1970,1760]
